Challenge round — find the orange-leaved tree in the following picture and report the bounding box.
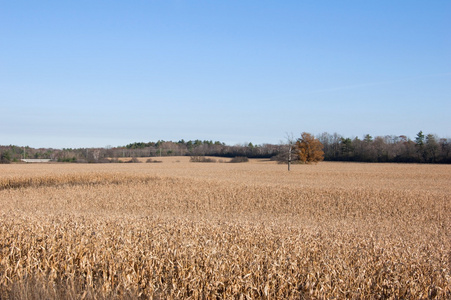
[295,132,325,164]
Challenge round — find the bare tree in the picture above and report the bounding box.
[285,133,296,171]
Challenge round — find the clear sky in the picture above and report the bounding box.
[1,1,450,148]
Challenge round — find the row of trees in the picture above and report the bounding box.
[317,131,450,163]
[0,141,283,163]
[123,140,281,158]
[0,145,55,163]
[1,131,450,164]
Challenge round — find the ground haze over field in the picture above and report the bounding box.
[1,159,450,298]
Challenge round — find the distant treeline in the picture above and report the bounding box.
[1,131,450,164]
[0,140,282,164]
[317,131,450,164]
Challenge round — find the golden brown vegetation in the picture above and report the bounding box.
[0,159,450,299]
[295,132,325,164]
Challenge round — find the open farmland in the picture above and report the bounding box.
[0,158,450,299]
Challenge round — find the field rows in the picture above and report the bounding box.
[0,160,450,298]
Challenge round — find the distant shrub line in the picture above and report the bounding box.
[189,156,249,163]
[1,131,450,164]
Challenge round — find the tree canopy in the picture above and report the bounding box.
[295,132,325,164]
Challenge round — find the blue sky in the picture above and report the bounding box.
[1,1,450,148]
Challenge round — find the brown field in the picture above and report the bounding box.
[0,158,450,299]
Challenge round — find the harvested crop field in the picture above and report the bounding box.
[0,158,450,299]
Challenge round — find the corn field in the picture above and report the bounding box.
[0,158,450,299]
